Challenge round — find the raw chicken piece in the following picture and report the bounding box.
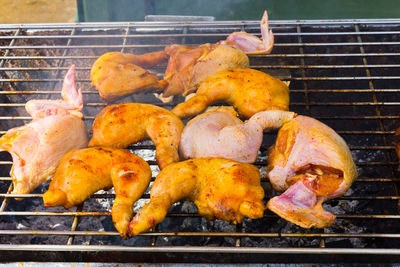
[0,65,88,196]
[266,115,357,228]
[162,44,249,97]
[90,51,168,101]
[43,147,151,239]
[179,107,295,163]
[219,10,274,55]
[128,158,265,236]
[89,103,183,169]
[172,68,290,119]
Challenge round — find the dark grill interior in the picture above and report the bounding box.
[1,19,400,263]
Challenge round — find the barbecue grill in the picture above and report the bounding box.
[0,17,400,264]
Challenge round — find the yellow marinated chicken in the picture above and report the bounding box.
[89,103,184,169]
[43,147,151,239]
[171,68,290,119]
[267,115,357,228]
[90,51,168,101]
[128,158,265,236]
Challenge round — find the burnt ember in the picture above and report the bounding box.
[0,19,400,263]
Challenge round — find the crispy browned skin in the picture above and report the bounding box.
[42,147,151,239]
[128,158,265,236]
[171,68,290,119]
[90,52,168,101]
[89,103,184,169]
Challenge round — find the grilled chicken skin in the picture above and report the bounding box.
[43,147,151,239]
[0,65,88,196]
[266,115,357,228]
[179,107,295,163]
[172,68,290,119]
[128,158,265,236]
[89,103,184,169]
[90,51,168,101]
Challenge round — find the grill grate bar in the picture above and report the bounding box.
[2,230,400,239]
[2,41,400,50]
[1,211,400,220]
[1,53,400,61]
[1,64,400,71]
[0,30,400,40]
[2,176,399,182]
[1,89,400,94]
[2,193,400,201]
[3,76,400,82]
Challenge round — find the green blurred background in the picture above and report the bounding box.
[77,0,400,22]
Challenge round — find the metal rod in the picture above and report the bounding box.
[2,244,400,254]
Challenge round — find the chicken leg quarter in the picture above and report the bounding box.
[171,68,290,119]
[89,103,184,169]
[128,158,265,236]
[266,115,357,228]
[0,65,88,196]
[43,147,152,239]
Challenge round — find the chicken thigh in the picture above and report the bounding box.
[128,158,265,236]
[43,147,151,239]
[162,44,249,97]
[179,107,295,163]
[0,65,88,196]
[172,68,290,119]
[266,115,357,228]
[90,51,168,101]
[89,103,183,169]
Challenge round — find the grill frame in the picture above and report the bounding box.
[1,18,400,263]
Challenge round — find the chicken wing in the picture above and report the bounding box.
[43,147,151,239]
[90,51,168,101]
[179,107,295,163]
[219,10,274,55]
[266,115,357,228]
[171,68,290,119]
[89,103,183,169]
[0,65,88,196]
[128,157,265,236]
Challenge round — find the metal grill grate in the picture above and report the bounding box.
[0,18,400,263]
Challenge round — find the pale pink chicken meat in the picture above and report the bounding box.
[266,115,357,228]
[179,107,295,163]
[219,10,274,55]
[0,65,88,196]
